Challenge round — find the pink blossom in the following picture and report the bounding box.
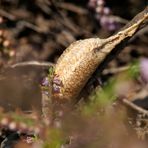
[140,58,148,83]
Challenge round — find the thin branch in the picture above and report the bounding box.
[110,15,129,24]
[103,65,129,75]
[17,21,43,33]
[57,2,88,15]
[122,98,148,116]
[0,9,16,20]
[41,91,53,125]
[130,25,148,41]
[11,61,54,68]
[0,9,43,33]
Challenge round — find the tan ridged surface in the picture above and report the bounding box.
[54,7,148,101]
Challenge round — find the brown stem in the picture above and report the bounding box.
[122,98,148,116]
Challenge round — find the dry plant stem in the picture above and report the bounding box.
[42,91,53,125]
[122,98,148,116]
[102,65,129,75]
[11,61,54,68]
[11,61,54,125]
[131,25,148,41]
[57,2,88,15]
[0,9,42,33]
[0,9,16,20]
[110,15,129,24]
[53,7,148,101]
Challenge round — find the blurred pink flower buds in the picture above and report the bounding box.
[140,58,148,83]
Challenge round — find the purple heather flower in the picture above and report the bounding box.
[103,7,111,15]
[41,77,49,87]
[53,76,62,86]
[88,0,96,8]
[140,58,148,83]
[53,84,61,93]
[96,6,104,14]
[100,16,119,31]
[88,0,120,31]
[97,0,105,6]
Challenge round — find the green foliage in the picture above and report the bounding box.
[127,60,140,78]
[48,66,55,80]
[43,129,64,148]
[10,113,35,126]
[0,60,142,147]
[82,60,140,116]
[0,111,36,127]
[82,78,117,116]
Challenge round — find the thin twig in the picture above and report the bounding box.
[17,21,43,33]
[103,65,129,75]
[132,86,148,101]
[0,9,16,20]
[0,9,43,33]
[41,91,52,125]
[122,98,148,116]
[110,15,129,24]
[130,25,148,41]
[57,2,88,15]
[11,61,54,68]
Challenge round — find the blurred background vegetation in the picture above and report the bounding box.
[0,0,147,147]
